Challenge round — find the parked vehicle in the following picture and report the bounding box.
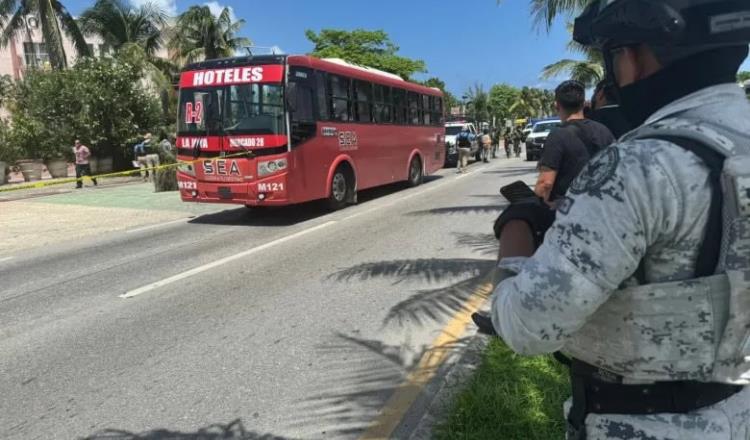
[522,124,533,141]
[525,119,562,161]
[444,121,479,167]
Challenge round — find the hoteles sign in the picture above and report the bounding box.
[179,65,284,88]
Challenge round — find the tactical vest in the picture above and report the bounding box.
[562,115,750,385]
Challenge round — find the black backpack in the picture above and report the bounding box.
[457,133,472,147]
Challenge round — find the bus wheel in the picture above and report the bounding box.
[327,167,350,210]
[407,156,423,187]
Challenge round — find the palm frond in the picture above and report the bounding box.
[54,0,90,59]
[0,6,27,48]
[541,58,603,87]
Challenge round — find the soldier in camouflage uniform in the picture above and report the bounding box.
[487,1,750,439]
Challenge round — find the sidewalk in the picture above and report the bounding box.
[1,164,144,202]
[0,181,227,256]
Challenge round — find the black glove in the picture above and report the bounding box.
[493,198,555,247]
[471,312,498,336]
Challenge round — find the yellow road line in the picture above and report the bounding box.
[360,276,495,440]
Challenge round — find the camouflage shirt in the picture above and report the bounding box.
[490,83,750,439]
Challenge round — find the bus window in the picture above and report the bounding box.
[315,70,329,121]
[355,80,372,123]
[373,84,392,123]
[422,95,431,126]
[433,97,444,125]
[392,88,406,125]
[408,92,420,125]
[330,75,351,122]
[223,84,285,135]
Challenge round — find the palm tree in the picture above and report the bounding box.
[510,87,544,119]
[168,6,251,65]
[541,57,603,88]
[79,0,166,58]
[463,83,490,125]
[497,0,592,30]
[0,0,90,69]
[530,0,592,30]
[541,23,604,88]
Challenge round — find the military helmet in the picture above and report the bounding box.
[574,0,750,63]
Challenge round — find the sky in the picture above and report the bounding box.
[64,0,750,97]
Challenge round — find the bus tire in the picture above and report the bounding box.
[327,165,352,211]
[407,156,423,187]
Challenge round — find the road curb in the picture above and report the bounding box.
[406,332,490,440]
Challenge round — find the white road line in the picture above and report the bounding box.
[126,217,193,234]
[120,220,337,299]
[0,256,14,263]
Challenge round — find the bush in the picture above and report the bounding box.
[7,54,163,167]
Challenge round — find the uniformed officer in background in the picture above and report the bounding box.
[487,0,750,438]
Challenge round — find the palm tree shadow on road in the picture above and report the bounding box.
[288,232,499,436]
[80,419,294,440]
[407,204,507,216]
[288,333,473,438]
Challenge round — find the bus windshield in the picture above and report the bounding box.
[178,83,286,136]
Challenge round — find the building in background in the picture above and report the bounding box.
[0,15,114,80]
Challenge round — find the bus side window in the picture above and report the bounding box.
[408,92,419,125]
[355,80,372,123]
[373,84,392,123]
[392,88,406,125]
[315,70,329,121]
[330,75,351,122]
[422,95,431,126]
[434,97,444,125]
[290,68,316,145]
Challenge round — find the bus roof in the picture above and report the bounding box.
[289,55,442,97]
[181,54,442,97]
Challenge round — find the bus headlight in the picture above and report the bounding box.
[177,161,195,176]
[258,159,288,177]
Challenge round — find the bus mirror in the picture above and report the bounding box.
[286,83,298,113]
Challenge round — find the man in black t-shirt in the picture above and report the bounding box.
[535,80,615,203]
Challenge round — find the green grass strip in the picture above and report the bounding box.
[436,338,570,440]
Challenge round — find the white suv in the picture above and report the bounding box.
[525,119,562,161]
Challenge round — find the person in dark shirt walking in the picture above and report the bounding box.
[535,80,615,204]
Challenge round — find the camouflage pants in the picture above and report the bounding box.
[564,386,750,439]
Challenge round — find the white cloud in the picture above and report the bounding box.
[130,0,177,16]
[204,1,237,21]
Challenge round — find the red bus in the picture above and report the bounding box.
[175,54,445,210]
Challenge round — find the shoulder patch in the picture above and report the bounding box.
[569,146,620,195]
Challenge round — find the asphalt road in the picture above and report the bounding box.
[0,157,537,440]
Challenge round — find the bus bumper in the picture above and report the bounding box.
[178,173,290,205]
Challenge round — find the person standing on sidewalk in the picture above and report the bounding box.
[134,133,159,182]
[73,139,97,189]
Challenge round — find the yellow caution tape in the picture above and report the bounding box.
[0,151,252,193]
